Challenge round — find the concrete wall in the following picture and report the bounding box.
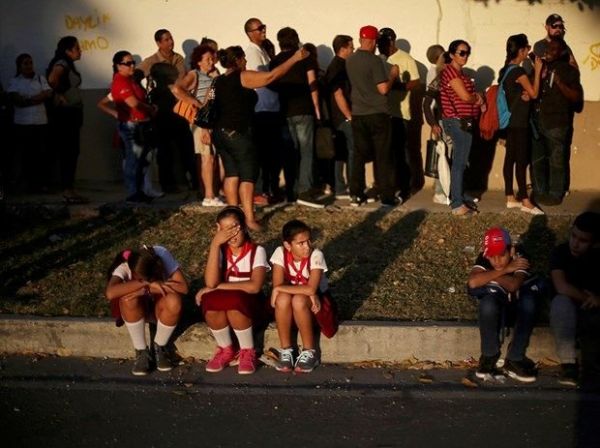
[2,0,599,190]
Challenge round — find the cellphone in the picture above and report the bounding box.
[528,52,536,62]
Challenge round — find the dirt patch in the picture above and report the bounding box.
[0,206,573,321]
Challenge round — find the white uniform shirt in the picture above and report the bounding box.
[270,247,329,292]
[111,246,180,281]
[219,245,271,282]
[8,74,51,125]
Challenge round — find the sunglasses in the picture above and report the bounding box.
[455,50,471,57]
[249,24,267,32]
[119,61,136,67]
[550,23,565,30]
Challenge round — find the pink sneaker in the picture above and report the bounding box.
[237,348,256,375]
[205,345,236,373]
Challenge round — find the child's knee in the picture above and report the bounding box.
[291,294,310,311]
[119,296,143,312]
[275,293,292,309]
[161,293,182,315]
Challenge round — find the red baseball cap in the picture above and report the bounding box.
[483,227,512,257]
[359,25,378,40]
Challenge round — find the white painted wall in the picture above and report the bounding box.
[1,0,599,99]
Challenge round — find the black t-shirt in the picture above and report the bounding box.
[324,56,351,127]
[269,51,317,117]
[214,71,258,133]
[502,65,530,129]
[550,243,600,295]
[534,60,579,129]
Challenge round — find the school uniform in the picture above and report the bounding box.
[201,242,270,321]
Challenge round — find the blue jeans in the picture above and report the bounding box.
[118,121,147,195]
[478,289,536,361]
[441,118,472,209]
[335,120,354,194]
[531,119,569,201]
[287,115,315,194]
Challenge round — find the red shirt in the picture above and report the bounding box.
[111,73,149,122]
[440,65,479,119]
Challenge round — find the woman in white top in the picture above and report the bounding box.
[8,53,52,192]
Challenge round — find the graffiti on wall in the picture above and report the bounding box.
[64,10,111,51]
[582,42,600,71]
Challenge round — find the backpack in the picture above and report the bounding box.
[479,65,517,140]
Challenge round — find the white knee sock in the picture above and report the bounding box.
[124,318,147,350]
[210,326,233,348]
[234,327,254,350]
[154,320,176,346]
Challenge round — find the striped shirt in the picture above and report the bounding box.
[440,64,479,118]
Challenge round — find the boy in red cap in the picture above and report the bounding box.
[467,227,540,382]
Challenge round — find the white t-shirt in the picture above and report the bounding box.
[245,41,279,113]
[8,74,51,125]
[270,246,329,292]
[111,246,180,281]
[219,245,271,283]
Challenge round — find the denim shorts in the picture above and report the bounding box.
[213,128,258,182]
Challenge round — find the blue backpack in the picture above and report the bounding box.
[497,64,517,129]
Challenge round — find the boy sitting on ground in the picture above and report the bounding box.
[549,211,600,387]
[468,227,540,383]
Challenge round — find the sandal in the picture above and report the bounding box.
[451,204,477,216]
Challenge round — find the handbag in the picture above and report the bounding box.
[315,122,336,160]
[314,291,339,338]
[195,78,217,129]
[424,137,440,178]
[172,99,197,124]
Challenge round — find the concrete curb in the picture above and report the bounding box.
[0,316,558,363]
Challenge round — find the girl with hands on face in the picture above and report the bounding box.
[196,206,270,375]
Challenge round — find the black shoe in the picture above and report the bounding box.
[349,195,366,207]
[475,355,505,381]
[154,342,174,372]
[365,187,379,203]
[132,347,153,376]
[504,359,537,383]
[381,197,402,208]
[558,363,578,386]
[126,191,153,204]
[296,191,325,209]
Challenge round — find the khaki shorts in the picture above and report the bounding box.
[191,124,215,156]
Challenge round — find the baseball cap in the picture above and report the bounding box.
[545,13,564,25]
[378,27,396,41]
[359,25,378,40]
[483,227,512,257]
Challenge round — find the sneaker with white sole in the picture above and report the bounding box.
[476,355,505,381]
[504,359,537,383]
[276,348,294,373]
[154,342,174,372]
[132,347,153,376]
[202,197,226,207]
[237,348,257,375]
[294,349,319,373]
[205,345,236,373]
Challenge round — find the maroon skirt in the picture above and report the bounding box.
[201,289,271,324]
[315,291,339,338]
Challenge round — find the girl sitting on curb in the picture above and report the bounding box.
[270,219,336,373]
[196,206,270,375]
[106,245,187,376]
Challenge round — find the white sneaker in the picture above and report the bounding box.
[506,201,522,209]
[202,197,226,207]
[521,205,544,215]
[433,193,450,205]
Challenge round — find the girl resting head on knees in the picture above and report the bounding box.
[195,206,270,374]
[270,220,331,373]
[105,245,188,376]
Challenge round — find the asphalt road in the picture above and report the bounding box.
[1,355,599,448]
